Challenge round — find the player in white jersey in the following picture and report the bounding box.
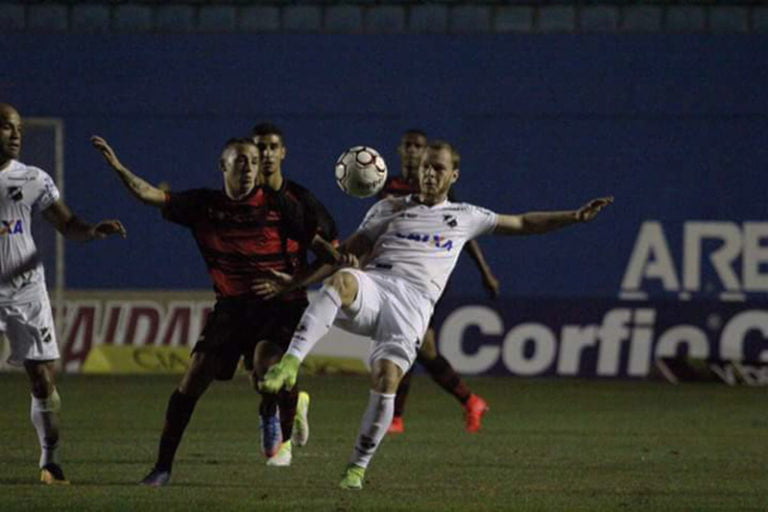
[0,104,126,484]
[383,129,497,435]
[257,140,612,490]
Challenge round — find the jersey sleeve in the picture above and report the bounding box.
[465,204,498,238]
[162,189,207,227]
[264,183,315,247]
[288,181,339,244]
[33,170,60,213]
[355,199,392,241]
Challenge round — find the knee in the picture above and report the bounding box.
[26,363,54,398]
[325,271,358,306]
[372,373,400,394]
[30,379,52,399]
[252,342,281,379]
[371,361,403,394]
[178,354,214,397]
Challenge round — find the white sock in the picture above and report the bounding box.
[286,286,342,361]
[30,388,61,468]
[348,390,395,469]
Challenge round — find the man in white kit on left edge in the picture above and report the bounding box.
[0,103,126,484]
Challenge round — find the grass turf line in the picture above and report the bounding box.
[0,373,766,511]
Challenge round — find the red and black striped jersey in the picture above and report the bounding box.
[163,180,337,301]
[379,175,419,198]
[379,175,459,201]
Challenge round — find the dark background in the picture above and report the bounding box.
[2,34,765,299]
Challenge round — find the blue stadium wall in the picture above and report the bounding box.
[3,34,764,300]
[3,34,766,376]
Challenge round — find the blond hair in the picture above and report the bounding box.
[428,140,460,169]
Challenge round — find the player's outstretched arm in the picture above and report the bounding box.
[43,200,127,242]
[311,234,343,265]
[494,196,613,236]
[91,135,166,207]
[252,232,371,300]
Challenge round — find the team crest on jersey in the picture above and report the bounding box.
[7,186,22,201]
[442,215,458,228]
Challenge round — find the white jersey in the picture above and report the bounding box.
[0,160,59,305]
[356,195,497,303]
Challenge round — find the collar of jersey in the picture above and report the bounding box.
[222,183,263,202]
[0,159,20,173]
[408,193,450,209]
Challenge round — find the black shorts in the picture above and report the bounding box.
[193,297,307,381]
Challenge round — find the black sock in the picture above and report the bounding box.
[155,390,199,472]
[277,388,298,441]
[259,395,278,418]
[418,353,471,404]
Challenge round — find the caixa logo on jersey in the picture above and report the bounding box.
[619,221,768,301]
[433,299,768,379]
[0,219,23,235]
[394,232,454,251]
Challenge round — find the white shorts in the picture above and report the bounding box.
[334,269,433,373]
[0,293,59,366]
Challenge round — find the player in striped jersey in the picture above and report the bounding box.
[381,129,499,433]
[91,132,337,485]
[1,104,126,485]
[249,122,339,466]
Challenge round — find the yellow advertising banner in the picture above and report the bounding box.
[83,344,192,374]
[0,290,372,374]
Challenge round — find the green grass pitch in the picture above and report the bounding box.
[1,373,766,511]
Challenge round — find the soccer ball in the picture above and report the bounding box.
[334,146,388,198]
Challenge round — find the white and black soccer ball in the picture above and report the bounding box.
[334,146,388,198]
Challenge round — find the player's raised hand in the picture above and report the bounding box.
[338,251,360,269]
[252,269,292,300]
[91,135,125,170]
[576,196,614,222]
[91,219,127,239]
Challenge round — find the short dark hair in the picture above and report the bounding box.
[251,122,284,143]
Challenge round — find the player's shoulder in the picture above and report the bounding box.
[285,179,319,202]
[5,162,58,200]
[370,194,409,214]
[286,179,334,211]
[285,179,309,193]
[442,200,496,217]
[167,187,217,204]
[7,160,51,181]
[174,187,214,197]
